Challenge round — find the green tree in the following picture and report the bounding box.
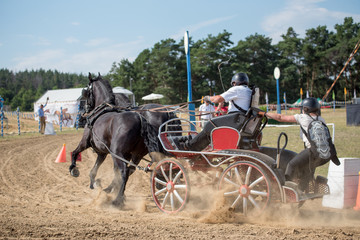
[302,25,336,98]
[108,59,135,90]
[189,30,233,100]
[331,17,360,99]
[231,33,277,103]
[276,27,303,103]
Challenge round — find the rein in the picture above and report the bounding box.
[86,75,222,118]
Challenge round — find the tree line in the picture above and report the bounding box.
[1,17,359,111]
[0,69,88,111]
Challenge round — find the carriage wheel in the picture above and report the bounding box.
[150,158,190,214]
[218,161,272,217]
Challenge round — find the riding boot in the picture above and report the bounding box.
[179,135,192,142]
[173,137,188,150]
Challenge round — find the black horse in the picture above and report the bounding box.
[69,73,178,206]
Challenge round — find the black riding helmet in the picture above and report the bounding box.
[302,97,321,115]
[231,72,249,86]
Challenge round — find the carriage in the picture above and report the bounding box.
[70,73,330,217]
[150,107,330,216]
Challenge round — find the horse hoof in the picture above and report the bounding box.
[112,200,124,207]
[94,179,102,189]
[70,167,80,177]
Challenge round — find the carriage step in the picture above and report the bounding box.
[283,181,327,203]
[299,193,326,201]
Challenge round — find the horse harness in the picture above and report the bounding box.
[84,102,135,129]
[84,102,154,172]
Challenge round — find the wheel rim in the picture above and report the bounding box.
[151,159,189,214]
[219,161,270,217]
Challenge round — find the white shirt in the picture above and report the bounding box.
[220,85,252,113]
[199,103,215,120]
[294,114,326,148]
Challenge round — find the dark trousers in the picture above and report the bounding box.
[285,148,311,181]
[285,147,329,190]
[186,112,246,151]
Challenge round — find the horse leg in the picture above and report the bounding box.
[103,160,117,193]
[111,156,130,207]
[69,127,91,177]
[102,153,131,193]
[89,153,107,189]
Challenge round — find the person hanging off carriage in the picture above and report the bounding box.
[265,97,340,191]
[174,72,255,151]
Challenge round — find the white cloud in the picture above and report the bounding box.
[65,37,80,44]
[12,38,146,74]
[85,38,110,47]
[71,22,80,26]
[171,15,237,40]
[262,0,360,43]
[36,37,51,46]
[0,42,3,47]
[13,49,65,71]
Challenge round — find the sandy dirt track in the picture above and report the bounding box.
[1,132,360,239]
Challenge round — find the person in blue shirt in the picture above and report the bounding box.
[38,97,49,134]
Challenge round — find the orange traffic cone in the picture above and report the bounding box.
[70,152,82,162]
[55,144,66,163]
[354,171,360,211]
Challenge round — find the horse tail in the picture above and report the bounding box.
[167,111,182,136]
[138,114,166,154]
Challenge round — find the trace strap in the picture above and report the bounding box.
[91,128,151,172]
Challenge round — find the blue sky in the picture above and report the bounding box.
[1,0,359,75]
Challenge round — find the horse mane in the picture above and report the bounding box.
[114,93,132,108]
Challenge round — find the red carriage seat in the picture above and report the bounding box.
[211,127,240,151]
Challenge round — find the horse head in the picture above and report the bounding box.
[86,73,115,110]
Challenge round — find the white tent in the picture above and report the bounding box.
[34,88,84,128]
[113,86,133,96]
[113,86,135,106]
[34,86,135,127]
[142,93,164,100]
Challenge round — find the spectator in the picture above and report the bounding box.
[198,99,215,128]
[38,97,49,134]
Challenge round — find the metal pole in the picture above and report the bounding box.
[129,78,136,106]
[0,96,3,137]
[184,31,195,130]
[76,103,80,130]
[276,78,281,114]
[274,67,281,114]
[17,107,20,135]
[60,106,63,132]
